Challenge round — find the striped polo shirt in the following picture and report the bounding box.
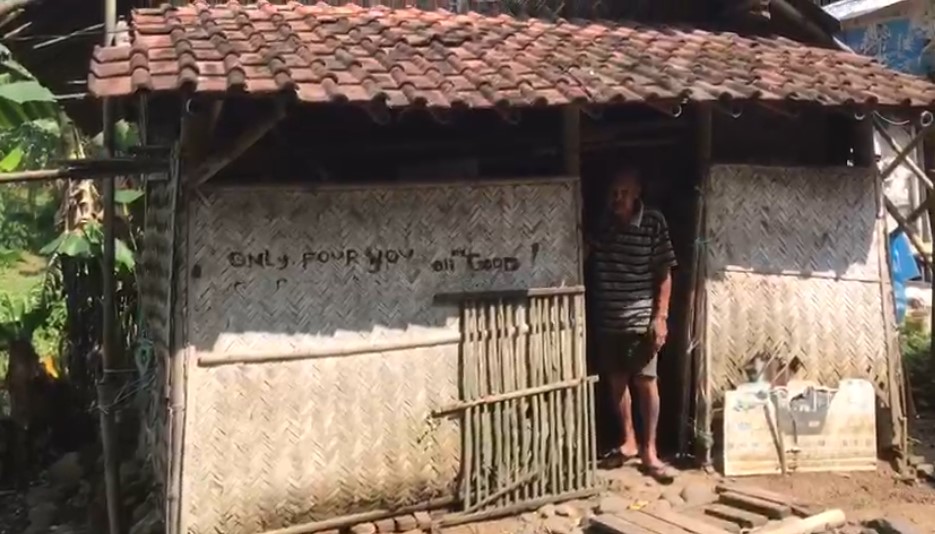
[589,201,677,334]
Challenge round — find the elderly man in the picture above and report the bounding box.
[587,167,677,483]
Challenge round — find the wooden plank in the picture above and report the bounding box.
[681,508,741,534]
[590,514,656,534]
[717,491,792,519]
[617,511,692,534]
[714,483,821,517]
[704,504,769,529]
[642,510,732,534]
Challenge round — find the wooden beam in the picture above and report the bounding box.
[885,196,932,270]
[873,117,934,190]
[187,103,286,188]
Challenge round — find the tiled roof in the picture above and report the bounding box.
[87,1,935,110]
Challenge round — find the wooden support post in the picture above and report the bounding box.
[186,102,286,187]
[689,104,713,465]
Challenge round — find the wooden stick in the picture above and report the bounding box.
[440,488,599,528]
[261,497,456,534]
[463,468,541,514]
[460,303,475,511]
[199,332,461,365]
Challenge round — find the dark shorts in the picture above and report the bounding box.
[595,330,658,378]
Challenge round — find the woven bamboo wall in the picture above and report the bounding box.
[704,165,894,403]
[176,179,581,534]
[137,146,179,495]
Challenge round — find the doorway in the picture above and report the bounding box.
[579,107,702,458]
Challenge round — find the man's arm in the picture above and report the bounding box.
[653,269,673,321]
[650,214,678,349]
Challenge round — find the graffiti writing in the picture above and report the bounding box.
[432,248,521,273]
[228,250,289,270]
[227,247,416,273]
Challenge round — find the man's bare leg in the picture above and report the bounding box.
[608,373,639,457]
[634,375,662,466]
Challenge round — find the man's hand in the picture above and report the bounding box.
[651,315,668,353]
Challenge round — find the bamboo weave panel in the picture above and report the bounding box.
[704,165,891,405]
[180,180,581,534]
[706,165,882,280]
[138,152,178,492]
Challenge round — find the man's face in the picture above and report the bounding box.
[610,172,641,218]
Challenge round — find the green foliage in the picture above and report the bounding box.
[0,43,62,172]
[0,184,60,251]
[901,319,935,410]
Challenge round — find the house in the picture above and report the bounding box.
[85,1,935,533]
[825,0,935,252]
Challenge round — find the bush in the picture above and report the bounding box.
[902,318,935,410]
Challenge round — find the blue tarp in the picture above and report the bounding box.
[890,230,921,322]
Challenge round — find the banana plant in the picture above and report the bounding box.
[0,42,61,172]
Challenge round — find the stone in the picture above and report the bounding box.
[520,512,539,523]
[606,478,631,493]
[544,516,575,534]
[915,463,935,479]
[48,452,84,490]
[539,503,557,518]
[374,518,396,533]
[596,495,629,515]
[394,515,418,531]
[661,487,685,507]
[350,523,377,534]
[680,482,716,506]
[866,517,924,534]
[555,503,580,519]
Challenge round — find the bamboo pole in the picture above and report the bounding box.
[678,101,713,457]
[98,0,122,529]
[693,104,714,468]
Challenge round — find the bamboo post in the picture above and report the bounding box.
[692,104,714,466]
[98,0,123,531]
[678,103,712,457]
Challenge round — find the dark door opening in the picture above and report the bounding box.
[580,110,701,459]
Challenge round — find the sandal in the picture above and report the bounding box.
[640,463,677,484]
[598,449,638,470]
